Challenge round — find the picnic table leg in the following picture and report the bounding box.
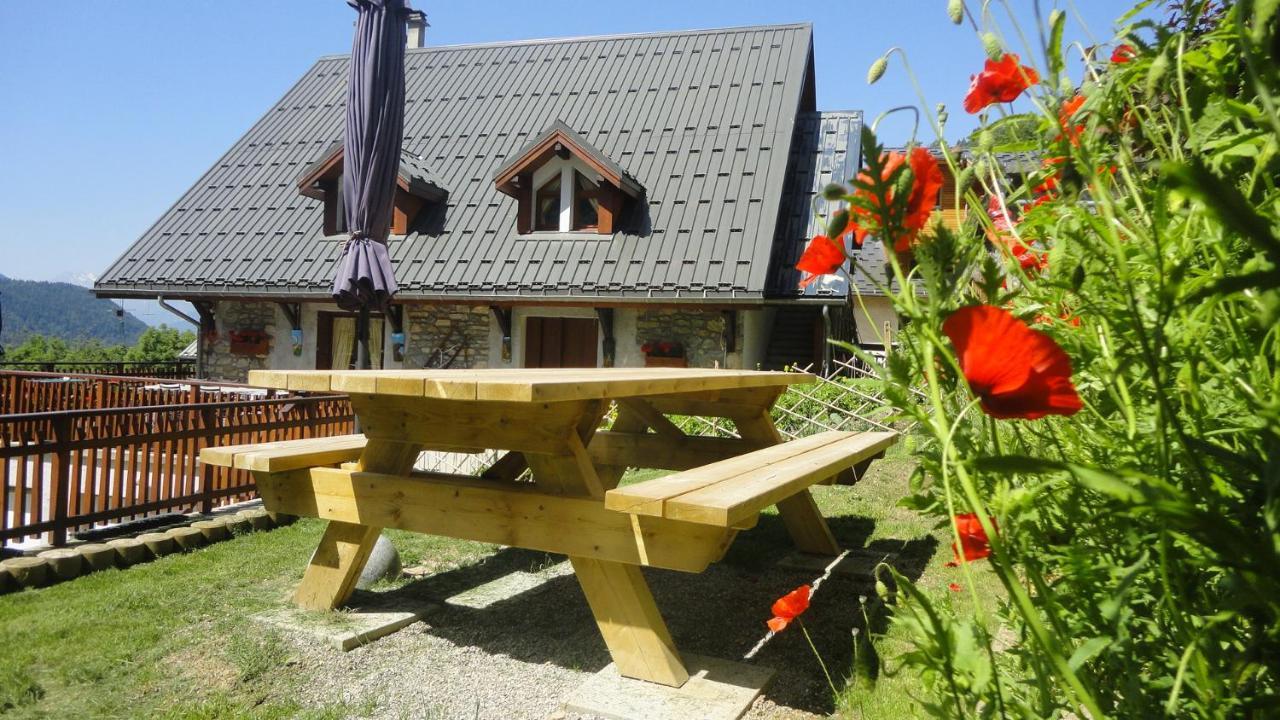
[570,556,690,687]
[734,411,842,556]
[292,438,422,611]
[524,404,690,688]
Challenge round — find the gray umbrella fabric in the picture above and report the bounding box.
[331,0,409,313]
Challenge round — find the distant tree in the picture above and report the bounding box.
[125,325,195,363]
[2,328,189,366]
[965,113,1042,152]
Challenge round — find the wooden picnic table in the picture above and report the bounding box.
[201,368,896,687]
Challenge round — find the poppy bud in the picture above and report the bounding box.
[982,32,1002,60]
[875,579,890,599]
[954,165,975,198]
[947,0,964,24]
[822,183,846,201]
[826,209,850,238]
[867,56,888,85]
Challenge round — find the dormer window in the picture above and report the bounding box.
[297,142,447,236]
[493,120,644,236]
[535,174,561,231]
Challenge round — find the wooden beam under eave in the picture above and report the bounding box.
[255,467,736,573]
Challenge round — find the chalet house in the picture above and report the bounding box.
[96,23,911,382]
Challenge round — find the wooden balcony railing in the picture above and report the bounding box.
[0,370,353,547]
[0,360,195,380]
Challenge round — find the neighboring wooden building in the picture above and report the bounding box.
[96,23,888,381]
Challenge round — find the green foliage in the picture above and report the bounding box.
[851,1,1280,717]
[0,275,146,347]
[2,325,194,365]
[0,664,44,712]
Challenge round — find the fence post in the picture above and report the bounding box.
[49,415,72,547]
[199,405,216,515]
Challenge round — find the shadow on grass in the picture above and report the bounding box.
[353,512,935,717]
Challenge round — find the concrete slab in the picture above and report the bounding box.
[444,562,573,610]
[252,588,437,651]
[777,548,899,582]
[561,654,774,720]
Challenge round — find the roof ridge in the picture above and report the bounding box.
[315,22,813,59]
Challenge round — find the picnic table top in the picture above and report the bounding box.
[248,367,812,403]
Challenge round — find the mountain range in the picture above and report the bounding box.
[0,274,148,348]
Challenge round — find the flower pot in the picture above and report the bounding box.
[644,356,687,368]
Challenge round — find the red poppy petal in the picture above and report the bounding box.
[771,585,811,619]
[767,617,790,633]
[943,306,1082,420]
[949,583,962,592]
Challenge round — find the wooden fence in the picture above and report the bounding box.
[1,371,353,547]
[0,360,196,379]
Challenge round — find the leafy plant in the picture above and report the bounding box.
[804,1,1280,715]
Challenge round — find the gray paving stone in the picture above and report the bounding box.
[562,654,774,720]
[252,588,437,652]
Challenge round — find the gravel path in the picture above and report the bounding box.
[280,521,933,720]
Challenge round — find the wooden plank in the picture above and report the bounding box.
[248,368,811,404]
[570,556,689,687]
[663,432,898,527]
[480,451,528,481]
[256,467,735,573]
[349,393,592,455]
[200,434,367,469]
[588,432,770,472]
[732,413,843,555]
[290,437,421,611]
[603,431,856,517]
[615,399,684,439]
[291,521,381,612]
[643,386,786,418]
[236,436,369,473]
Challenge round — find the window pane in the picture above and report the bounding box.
[573,172,599,229]
[535,176,560,231]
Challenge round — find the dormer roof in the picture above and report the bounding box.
[297,141,448,202]
[492,120,643,198]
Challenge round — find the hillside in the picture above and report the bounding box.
[0,274,148,347]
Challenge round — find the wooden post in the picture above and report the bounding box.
[291,438,421,611]
[525,402,690,687]
[49,415,72,547]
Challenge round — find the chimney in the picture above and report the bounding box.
[406,10,428,49]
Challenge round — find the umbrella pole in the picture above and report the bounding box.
[357,305,372,370]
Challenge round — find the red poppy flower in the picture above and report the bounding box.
[986,195,1014,233]
[946,512,995,564]
[766,585,811,632]
[847,147,944,252]
[942,305,1083,419]
[948,582,962,592]
[964,53,1041,114]
[796,234,846,288]
[1111,44,1137,64]
[1058,94,1086,145]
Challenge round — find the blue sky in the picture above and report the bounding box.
[0,1,1144,322]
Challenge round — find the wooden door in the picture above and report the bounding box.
[524,317,598,368]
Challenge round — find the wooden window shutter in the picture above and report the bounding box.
[596,185,622,235]
[516,173,532,234]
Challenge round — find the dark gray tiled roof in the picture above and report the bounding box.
[766,110,895,298]
[97,24,815,302]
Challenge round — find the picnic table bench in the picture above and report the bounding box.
[200,368,897,687]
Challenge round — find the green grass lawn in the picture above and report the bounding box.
[0,448,1002,719]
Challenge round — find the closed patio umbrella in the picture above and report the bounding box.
[331,0,411,369]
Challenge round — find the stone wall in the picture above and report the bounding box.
[203,301,277,383]
[634,309,744,369]
[403,305,491,369]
